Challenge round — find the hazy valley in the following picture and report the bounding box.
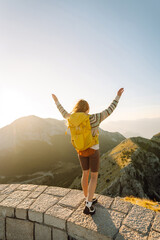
[0,115,124,187]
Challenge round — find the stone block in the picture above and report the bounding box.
[44,186,71,197]
[0,190,30,208]
[58,189,85,209]
[32,185,48,193]
[6,217,33,240]
[17,184,38,191]
[52,228,68,240]
[0,194,8,203]
[28,194,59,223]
[111,197,133,214]
[28,210,43,223]
[16,198,35,219]
[67,235,86,240]
[96,195,114,209]
[35,223,51,240]
[0,206,14,217]
[0,184,20,195]
[0,184,9,191]
[67,202,125,240]
[0,216,5,240]
[148,230,160,239]
[115,225,148,240]
[27,191,42,199]
[44,204,74,230]
[152,212,160,233]
[123,205,155,234]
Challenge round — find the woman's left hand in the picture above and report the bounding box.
[52,94,58,103]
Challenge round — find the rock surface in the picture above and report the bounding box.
[101,135,160,201]
[70,134,160,202]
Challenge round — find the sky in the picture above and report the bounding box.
[0,0,160,129]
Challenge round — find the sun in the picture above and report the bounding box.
[1,87,28,127]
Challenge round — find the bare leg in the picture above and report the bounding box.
[87,172,98,201]
[81,170,90,197]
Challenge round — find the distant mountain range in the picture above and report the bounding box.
[0,115,125,186]
[71,133,160,201]
[101,117,160,138]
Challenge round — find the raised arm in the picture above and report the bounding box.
[51,94,70,119]
[89,88,124,128]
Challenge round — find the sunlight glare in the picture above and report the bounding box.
[1,87,29,126]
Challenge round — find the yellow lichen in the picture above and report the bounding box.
[123,196,160,212]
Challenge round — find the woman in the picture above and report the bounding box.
[52,88,124,215]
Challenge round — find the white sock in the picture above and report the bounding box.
[86,201,92,208]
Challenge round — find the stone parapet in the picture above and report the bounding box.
[0,184,160,240]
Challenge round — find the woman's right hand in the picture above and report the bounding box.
[117,88,124,97]
[52,94,58,103]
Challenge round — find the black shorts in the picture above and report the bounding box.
[78,150,100,172]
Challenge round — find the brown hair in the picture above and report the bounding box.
[71,99,89,113]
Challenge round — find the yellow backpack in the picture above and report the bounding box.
[65,112,99,151]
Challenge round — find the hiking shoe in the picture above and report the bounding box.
[85,198,98,205]
[83,204,96,215]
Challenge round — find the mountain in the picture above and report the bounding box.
[70,133,160,201]
[0,115,66,151]
[101,118,160,138]
[0,115,125,186]
[151,132,160,143]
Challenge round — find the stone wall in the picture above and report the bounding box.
[0,184,160,240]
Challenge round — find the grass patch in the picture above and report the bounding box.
[123,196,160,212]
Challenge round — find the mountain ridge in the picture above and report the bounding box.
[70,133,160,202]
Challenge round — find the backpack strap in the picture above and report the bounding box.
[65,126,69,135]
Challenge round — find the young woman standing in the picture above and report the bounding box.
[52,88,124,215]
